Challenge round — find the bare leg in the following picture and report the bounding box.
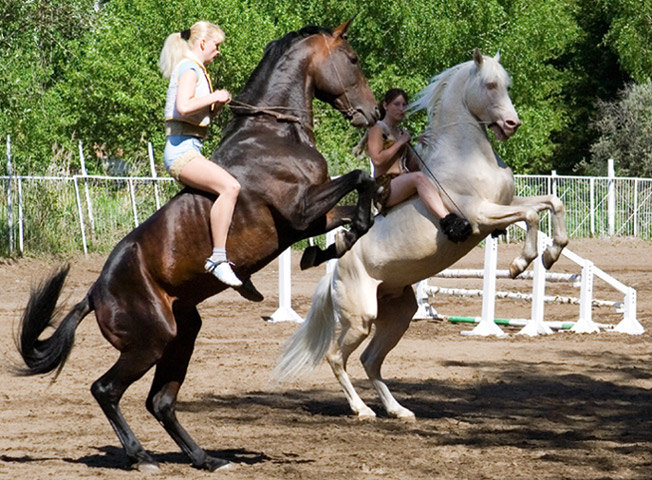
[178,156,240,249]
[386,171,449,218]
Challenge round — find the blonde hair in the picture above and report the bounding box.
[159,21,226,78]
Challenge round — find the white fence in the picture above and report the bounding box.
[3,135,652,255]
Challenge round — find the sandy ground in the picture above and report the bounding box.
[0,237,650,479]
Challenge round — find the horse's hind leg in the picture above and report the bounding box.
[360,286,417,421]
[326,313,376,419]
[91,351,164,472]
[146,305,228,471]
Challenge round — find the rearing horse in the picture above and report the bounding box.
[14,22,378,472]
[275,50,569,421]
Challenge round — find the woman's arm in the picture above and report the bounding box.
[176,70,230,116]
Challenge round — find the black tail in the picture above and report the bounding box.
[15,264,93,379]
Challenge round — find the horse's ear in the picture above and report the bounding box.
[473,48,484,67]
[333,18,354,40]
[494,50,501,62]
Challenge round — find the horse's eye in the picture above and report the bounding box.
[349,54,359,65]
[486,81,497,90]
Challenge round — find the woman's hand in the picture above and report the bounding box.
[397,130,412,146]
[213,89,231,104]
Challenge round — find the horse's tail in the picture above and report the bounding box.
[272,269,336,383]
[15,265,94,379]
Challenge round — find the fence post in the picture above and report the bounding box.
[148,142,161,210]
[608,158,615,236]
[633,178,639,238]
[571,259,600,333]
[589,177,595,237]
[73,176,88,255]
[129,178,139,227]
[17,177,24,254]
[518,232,553,336]
[78,141,95,235]
[550,170,557,235]
[6,135,13,254]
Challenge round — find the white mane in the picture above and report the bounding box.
[408,62,470,122]
[408,54,510,124]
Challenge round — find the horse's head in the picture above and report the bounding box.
[307,20,379,128]
[466,49,521,140]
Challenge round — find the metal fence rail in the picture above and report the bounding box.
[1,175,180,255]
[3,169,652,255]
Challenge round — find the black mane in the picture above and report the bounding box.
[235,26,332,104]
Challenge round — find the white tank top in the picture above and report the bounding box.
[164,56,213,127]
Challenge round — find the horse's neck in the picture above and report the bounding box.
[237,52,314,129]
[425,86,494,165]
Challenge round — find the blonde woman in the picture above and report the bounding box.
[159,21,242,287]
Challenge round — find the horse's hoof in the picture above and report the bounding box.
[196,457,230,472]
[134,461,161,474]
[300,246,319,270]
[237,278,264,302]
[509,257,529,278]
[542,249,555,269]
[355,410,376,421]
[390,408,416,422]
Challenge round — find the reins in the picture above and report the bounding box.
[408,142,466,217]
[406,118,494,217]
[226,32,357,135]
[228,99,314,133]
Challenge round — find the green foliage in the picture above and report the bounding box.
[602,0,652,84]
[0,0,650,176]
[588,80,652,177]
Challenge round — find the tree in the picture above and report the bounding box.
[0,0,96,173]
[2,0,648,176]
[588,80,652,177]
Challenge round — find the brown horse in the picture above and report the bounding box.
[15,21,378,473]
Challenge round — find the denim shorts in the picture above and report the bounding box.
[163,135,204,181]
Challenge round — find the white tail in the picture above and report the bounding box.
[272,270,336,382]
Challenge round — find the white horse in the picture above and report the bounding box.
[273,50,568,421]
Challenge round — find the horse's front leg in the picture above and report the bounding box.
[510,195,569,268]
[477,195,568,277]
[296,170,377,269]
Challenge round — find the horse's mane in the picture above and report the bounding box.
[263,25,331,60]
[237,25,332,101]
[408,62,470,122]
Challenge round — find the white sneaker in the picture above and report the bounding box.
[205,259,243,287]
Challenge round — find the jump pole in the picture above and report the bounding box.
[517,231,553,336]
[461,234,506,337]
[268,248,304,323]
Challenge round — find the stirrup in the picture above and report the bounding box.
[204,259,243,287]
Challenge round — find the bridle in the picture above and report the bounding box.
[228,99,313,134]
[226,32,357,134]
[321,33,358,120]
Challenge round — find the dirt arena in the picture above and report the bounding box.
[0,237,650,479]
